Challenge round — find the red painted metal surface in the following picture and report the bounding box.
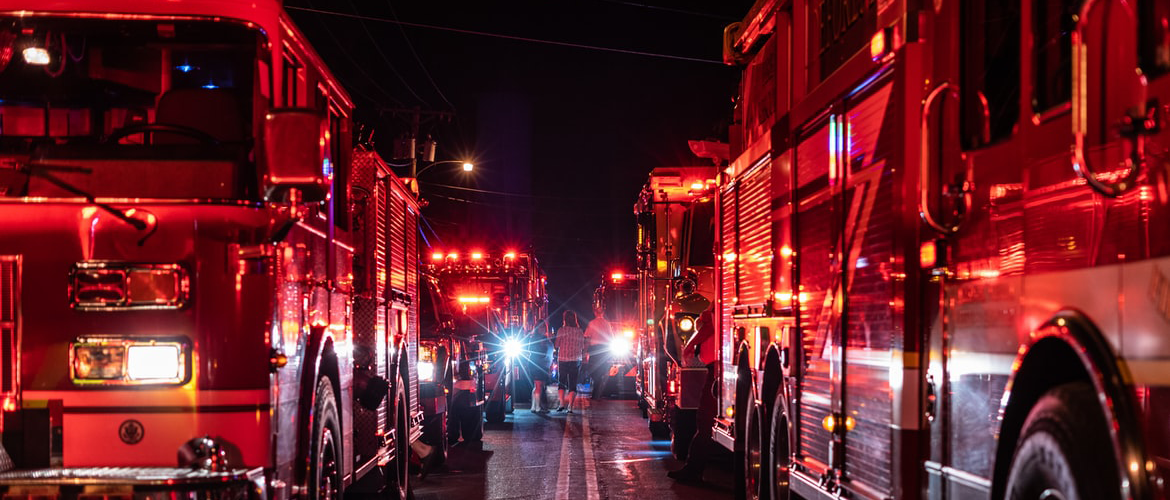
[0,1,418,497]
[719,0,1170,499]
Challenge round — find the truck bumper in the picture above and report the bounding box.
[0,466,264,499]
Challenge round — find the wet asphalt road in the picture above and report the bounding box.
[413,395,735,500]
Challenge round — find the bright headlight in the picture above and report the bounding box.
[72,338,186,385]
[418,361,435,382]
[127,345,181,381]
[609,337,632,356]
[677,316,695,333]
[503,337,524,359]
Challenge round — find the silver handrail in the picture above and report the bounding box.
[1071,0,1144,197]
[919,82,971,234]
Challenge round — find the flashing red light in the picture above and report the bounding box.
[447,252,459,260]
[471,252,484,260]
[870,30,887,60]
[504,252,516,259]
[611,272,624,282]
[920,241,937,268]
[431,252,444,260]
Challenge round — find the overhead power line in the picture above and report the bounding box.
[420,181,617,202]
[384,0,455,111]
[298,0,405,106]
[343,0,430,106]
[594,0,740,21]
[286,6,723,65]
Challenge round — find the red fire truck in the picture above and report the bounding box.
[426,249,548,424]
[0,2,425,498]
[588,272,639,398]
[417,270,480,453]
[716,0,1170,499]
[633,167,718,457]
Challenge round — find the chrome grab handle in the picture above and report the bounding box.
[925,374,937,423]
[1071,0,1145,197]
[919,82,972,235]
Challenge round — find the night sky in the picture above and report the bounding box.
[285,0,750,322]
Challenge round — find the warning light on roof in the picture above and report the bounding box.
[458,296,491,303]
[504,252,516,259]
[447,253,459,260]
[432,253,444,260]
[471,252,484,260]
[870,30,887,60]
[611,272,624,282]
[690,181,705,191]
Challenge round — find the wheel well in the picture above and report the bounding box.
[735,344,752,436]
[736,344,753,401]
[398,347,412,407]
[761,346,783,417]
[990,311,1145,499]
[319,340,341,403]
[991,335,1090,498]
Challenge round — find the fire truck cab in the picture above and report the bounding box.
[633,167,718,458]
[0,2,424,499]
[588,272,639,399]
[426,249,548,425]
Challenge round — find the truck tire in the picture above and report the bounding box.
[420,413,447,467]
[670,408,696,461]
[1005,382,1122,500]
[485,399,506,423]
[383,376,411,500]
[743,402,767,500]
[649,420,671,440]
[310,378,343,500]
[767,394,791,500]
[447,390,483,443]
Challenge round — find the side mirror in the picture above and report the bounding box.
[263,109,329,203]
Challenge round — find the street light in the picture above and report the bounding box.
[414,160,474,178]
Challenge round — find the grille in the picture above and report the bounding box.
[0,256,19,396]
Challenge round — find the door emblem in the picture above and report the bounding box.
[119,419,145,445]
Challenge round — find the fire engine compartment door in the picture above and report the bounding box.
[794,75,896,498]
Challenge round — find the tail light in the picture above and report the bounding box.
[70,262,189,310]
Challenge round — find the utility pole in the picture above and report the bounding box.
[380,106,456,178]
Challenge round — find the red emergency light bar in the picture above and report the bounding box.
[608,272,637,283]
[458,296,491,304]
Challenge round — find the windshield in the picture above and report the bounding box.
[0,17,264,200]
[685,200,715,267]
[603,288,638,324]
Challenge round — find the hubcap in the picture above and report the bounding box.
[1039,489,1066,500]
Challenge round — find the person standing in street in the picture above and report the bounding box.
[583,306,615,399]
[554,310,585,413]
[527,321,554,413]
